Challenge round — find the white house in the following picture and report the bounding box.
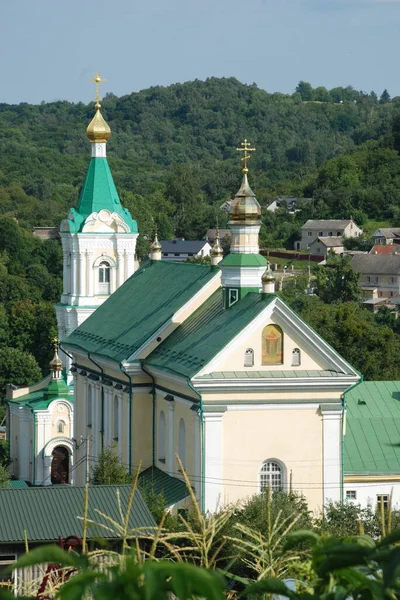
[296,219,362,251]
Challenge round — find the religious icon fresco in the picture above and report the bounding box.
[262,324,283,365]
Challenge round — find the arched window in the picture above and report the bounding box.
[98,261,111,294]
[113,395,119,440]
[244,348,254,367]
[158,411,166,463]
[87,384,92,428]
[292,348,301,366]
[262,325,283,365]
[260,460,283,492]
[57,420,65,434]
[178,418,186,469]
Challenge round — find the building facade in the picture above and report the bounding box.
[296,219,362,251]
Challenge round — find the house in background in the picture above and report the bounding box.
[308,236,345,258]
[369,244,400,256]
[344,381,400,510]
[350,254,400,310]
[371,228,400,245]
[159,239,212,262]
[296,219,362,251]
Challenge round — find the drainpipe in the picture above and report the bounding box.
[119,363,132,476]
[141,363,156,467]
[341,375,364,502]
[32,410,36,486]
[186,378,205,515]
[88,353,105,454]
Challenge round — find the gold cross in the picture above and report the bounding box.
[52,336,59,351]
[89,72,106,105]
[236,139,256,173]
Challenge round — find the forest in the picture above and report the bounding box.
[2,77,400,405]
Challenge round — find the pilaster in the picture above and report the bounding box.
[321,406,342,505]
[203,411,224,514]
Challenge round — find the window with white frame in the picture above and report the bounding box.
[98,261,111,294]
[87,384,92,428]
[57,420,66,434]
[229,289,239,307]
[307,231,312,237]
[113,395,119,440]
[260,460,283,492]
[158,411,166,463]
[346,490,357,500]
[178,418,186,469]
[377,494,389,511]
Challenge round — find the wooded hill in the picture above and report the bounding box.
[1,77,400,245]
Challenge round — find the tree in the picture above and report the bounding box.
[92,447,130,485]
[380,89,391,104]
[315,257,360,303]
[315,501,379,538]
[0,347,41,412]
[295,81,314,101]
[0,464,9,488]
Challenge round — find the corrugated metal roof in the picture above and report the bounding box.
[139,467,189,506]
[9,480,28,489]
[344,381,400,474]
[0,485,155,543]
[147,290,274,379]
[65,260,217,363]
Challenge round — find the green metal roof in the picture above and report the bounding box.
[139,467,189,506]
[146,290,275,379]
[65,260,218,363]
[344,381,400,474]
[9,480,28,489]
[196,370,344,379]
[220,253,267,267]
[66,158,138,233]
[0,485,155,543]
[7,378,73,410]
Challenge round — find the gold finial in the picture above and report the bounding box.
[236,139,256,173]
[90,72,106,108]
[52,337,59,352]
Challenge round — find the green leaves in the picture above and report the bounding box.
[242,577,295,598]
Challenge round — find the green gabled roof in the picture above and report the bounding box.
[146,291,275,379]
[67,158,138,233]
[65,261,218,363]
[7,378,73,410]
[0,485,155,543]
[344,381,400,474]
[220,253,267,267]
[139,466,189,506]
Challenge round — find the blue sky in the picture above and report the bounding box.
[0,0,398,104]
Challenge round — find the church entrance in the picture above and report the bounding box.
[51,446,69,484]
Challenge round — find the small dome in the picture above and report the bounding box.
[211,231,223,257]
[262,267,275,282]
[86,103,111,143]
[151,232,162,251]
[229,174,261,223]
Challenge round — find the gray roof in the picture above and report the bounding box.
[311,237,344,248]
[0,485,155,543]
[372,228,400,238]
[351,254,400,274]
[302,219,353,230]
[161,239,209,254]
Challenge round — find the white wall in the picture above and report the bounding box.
[344,481,400,510]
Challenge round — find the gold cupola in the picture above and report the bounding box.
[49,338,63,380]
[211,229,223,266]
[229,139,261,223]
[86,73,111,143]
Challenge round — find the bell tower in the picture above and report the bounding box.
[56,74,138,372]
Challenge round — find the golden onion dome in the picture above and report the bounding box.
[49,351,63,371]
[229,173,261,223]
[86,102,111,143]
[262,266,275,283]
[151,232,162,252]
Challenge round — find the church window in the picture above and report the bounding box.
[178,418,186,469]
[158,411,166,463]
[260,460,283,492]
[346,490,357,500]
[244,348,254,367]
[229,289,239,307]
[292,348,301,366]
[98,261,111,294]
[113,395,119,440]
[57,420,66,434]
[377,494,389,511]
[87,384,93,428]
[262,325,283,365]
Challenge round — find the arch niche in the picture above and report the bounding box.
[43,438,74,486]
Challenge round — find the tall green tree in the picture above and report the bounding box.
[92,447,130,485]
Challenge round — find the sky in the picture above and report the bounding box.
[0,0,399,105]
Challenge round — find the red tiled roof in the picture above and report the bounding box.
[369,245,399,255]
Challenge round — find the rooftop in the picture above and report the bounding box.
[369,245,400,255]
[302,219,355,230]
[139,467,189,506]
[160,239,210,254]
[65,260,218,363]
[372,228,400,238]
[351,254,400,275]
[344,381,400,475]
[313,237,345,248]
[0,485,155,543]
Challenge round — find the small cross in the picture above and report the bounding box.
[52,337,59,351]
[89,72,107,105]
[236,139,256,173]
